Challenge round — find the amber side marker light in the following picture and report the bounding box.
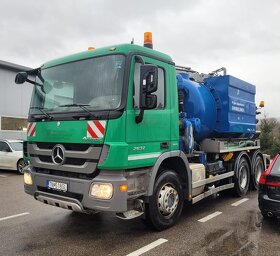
[88,47,95,51]
[120,185,128,192]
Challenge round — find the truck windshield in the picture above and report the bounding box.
[29,54,125,117]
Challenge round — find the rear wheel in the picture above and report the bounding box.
[17,159,26,174]
[251,154,265,190]
[234,157,250,196]
[144,170,184,231]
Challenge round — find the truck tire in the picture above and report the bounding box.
[251,154,265,190]
[144,170,184,231]
[234,157,250,197]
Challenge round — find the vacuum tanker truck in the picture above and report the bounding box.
[16,32,266,230]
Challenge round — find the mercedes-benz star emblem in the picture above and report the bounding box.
[51,145,65,165]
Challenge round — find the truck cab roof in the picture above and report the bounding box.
[42,44,174,69]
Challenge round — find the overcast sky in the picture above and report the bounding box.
[1,0,279,117]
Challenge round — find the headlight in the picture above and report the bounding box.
[89,183,113,199]
[24,172,33,185]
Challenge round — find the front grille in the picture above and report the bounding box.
[35,167,99,180]
[38,155,88,166]
[28,142,102,174]
[37,186,83,202]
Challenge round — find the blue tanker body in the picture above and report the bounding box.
[177,73,257,145]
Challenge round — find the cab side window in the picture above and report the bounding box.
[133,63,165,109]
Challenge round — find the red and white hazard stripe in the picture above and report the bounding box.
[87,120,106,138]
[27,122,36,137]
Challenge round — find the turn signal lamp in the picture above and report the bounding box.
[259,100,265,108]
[24,172,33,185]
[144,32,153,49]
[119,184,128,192]
[88,47,95,51]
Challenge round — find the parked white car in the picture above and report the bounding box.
[0,139,26,174]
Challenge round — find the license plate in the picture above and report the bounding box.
[47,180,68,192]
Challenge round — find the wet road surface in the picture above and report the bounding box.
[1,169,280,256]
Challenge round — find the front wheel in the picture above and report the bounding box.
[17,159,26,174]
[144,170,184,231]
[234,157,250,197]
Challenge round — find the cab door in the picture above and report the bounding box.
[125,56,171,168]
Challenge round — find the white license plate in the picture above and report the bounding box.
[47,180,68,192]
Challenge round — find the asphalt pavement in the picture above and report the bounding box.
[1,169,280,256]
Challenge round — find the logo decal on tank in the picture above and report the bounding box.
[87,120,106,139]
[27,122,36,137]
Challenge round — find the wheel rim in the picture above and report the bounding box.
[18,160,25,173]
[239,165,248,189]
[157,183,179,218]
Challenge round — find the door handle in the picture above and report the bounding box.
[160,142,169,149]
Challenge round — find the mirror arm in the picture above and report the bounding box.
[135,109,144,124]
[26,78,36,85]
[26,78,46,93]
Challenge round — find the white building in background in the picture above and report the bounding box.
[0,60,33,140]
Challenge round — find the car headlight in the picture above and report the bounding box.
[89,183,113,199]
[24,172,33,185]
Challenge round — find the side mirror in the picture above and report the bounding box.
[15,72,28,84]
[139,64,158,109]
[135,64,158,123]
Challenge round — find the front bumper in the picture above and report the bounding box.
[24,166,128,212]
[258,193,280,217]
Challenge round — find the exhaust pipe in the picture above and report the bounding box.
[267,211,273,217]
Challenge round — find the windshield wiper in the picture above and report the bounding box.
[58,104,95,118]
[30,107,53,120]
